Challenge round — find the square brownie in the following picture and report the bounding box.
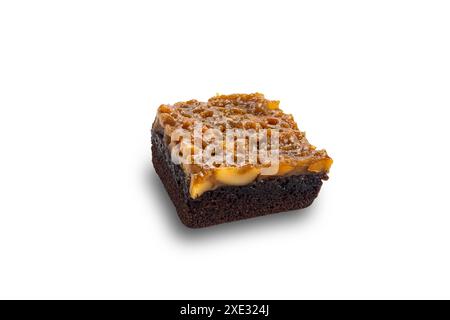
[151,93,332,228]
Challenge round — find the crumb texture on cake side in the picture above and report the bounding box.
[152,130,327,228]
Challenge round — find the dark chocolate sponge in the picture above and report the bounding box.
[151,131,327,228]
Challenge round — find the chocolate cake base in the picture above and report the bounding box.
[151,131,327,228]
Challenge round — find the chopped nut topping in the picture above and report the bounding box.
[155,93,332,198]
[159,113,176,127]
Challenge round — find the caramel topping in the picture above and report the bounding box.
[155,93,332,198]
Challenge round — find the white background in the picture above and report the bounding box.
[0,1,449,299]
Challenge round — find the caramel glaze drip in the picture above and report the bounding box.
[154,93,333,198]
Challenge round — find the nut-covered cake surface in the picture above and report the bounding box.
[153,93,332,198]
